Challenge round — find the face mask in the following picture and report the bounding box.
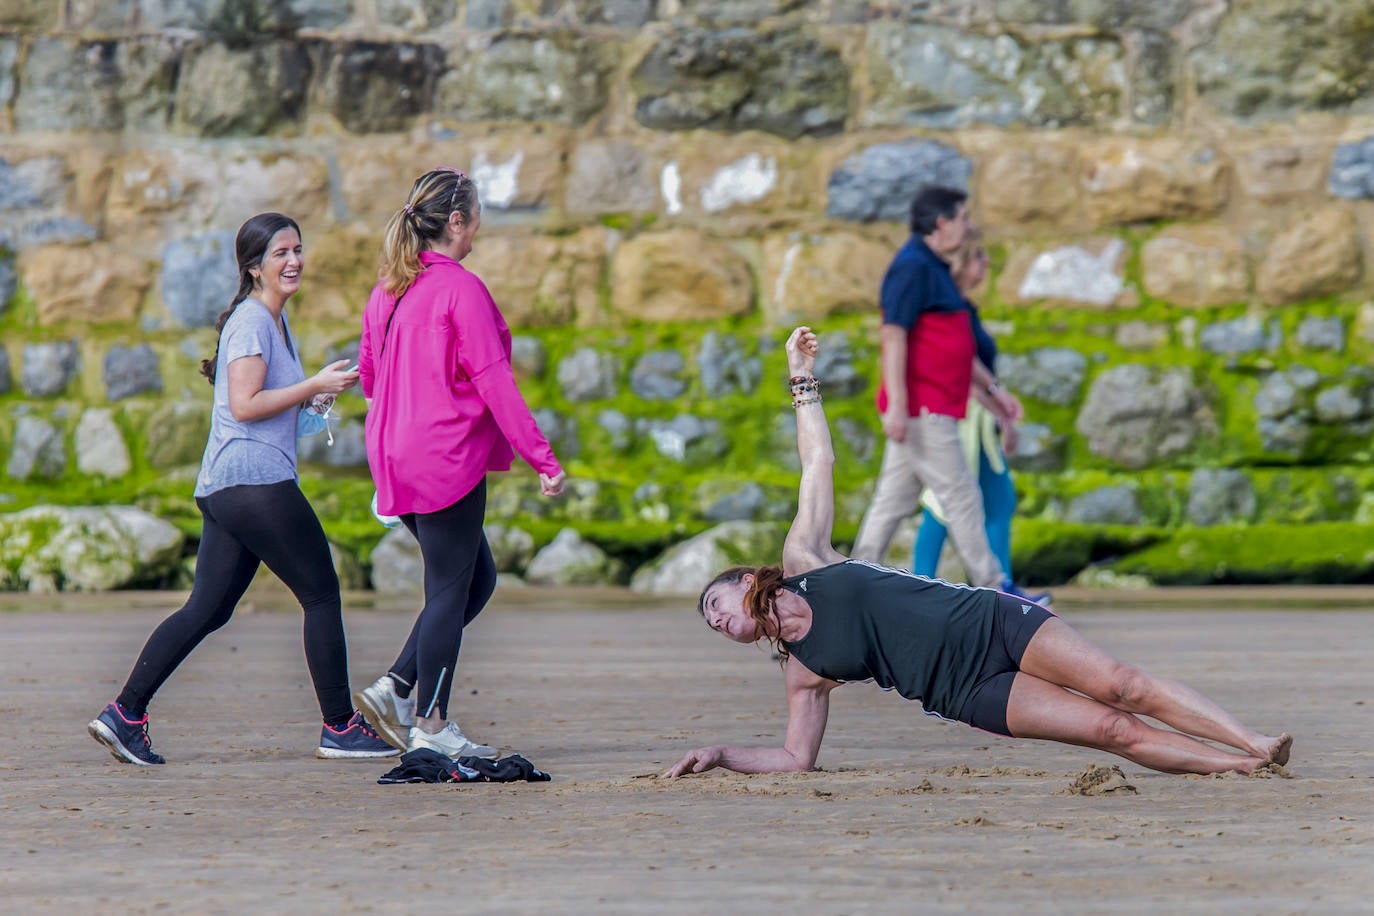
[297,398,335,445]
[371,491,402,529]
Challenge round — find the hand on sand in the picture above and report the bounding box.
[662,745,724,779]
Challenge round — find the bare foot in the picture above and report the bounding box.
[1265,733,1293,767]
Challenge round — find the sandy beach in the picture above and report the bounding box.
[1,585,1371,913]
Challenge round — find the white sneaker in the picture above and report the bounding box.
[407,722,498,760]
[353,675,415,751]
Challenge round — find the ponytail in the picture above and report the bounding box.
[380,168,480,298]
[199,277,252,383]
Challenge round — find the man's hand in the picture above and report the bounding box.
[990,387,1023,424]
[881,409,907,442]
[662,745,725,778]
[1001,421,1019,455]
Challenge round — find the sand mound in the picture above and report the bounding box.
[1060,764,1139,796]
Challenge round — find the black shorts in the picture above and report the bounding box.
[957,594,1056,737]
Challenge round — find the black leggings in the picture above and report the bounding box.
[117,480,352,725]
[387,479,496,721]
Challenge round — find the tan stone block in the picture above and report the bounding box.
[1001,236,1132,308]
[103,150,204,245]
[1233,141,1330,203]
[335,130,566,226]
[465,228,607,328]
[294,228,379,322]
[19,243,151,326]
[1257,207,1363,306]
[974,144,1081,228]
[648,132,819,219]
[610,229,754,322]
[1079,138,1229,225]
[761,231,891,321]
[1142,225,1249,307]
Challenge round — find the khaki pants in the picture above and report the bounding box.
[851,412,1005,588]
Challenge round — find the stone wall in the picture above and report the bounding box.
[3,0,1374,589]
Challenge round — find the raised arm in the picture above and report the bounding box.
[782,327,847,575]
[663,655,836,778]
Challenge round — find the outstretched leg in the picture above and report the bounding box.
[1005,673,1267,775]
[1019,618,1290,765]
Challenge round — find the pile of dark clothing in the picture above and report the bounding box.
[378,748,551,784]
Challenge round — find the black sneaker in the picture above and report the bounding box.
[88,702,166,766]
[316,711,403,759]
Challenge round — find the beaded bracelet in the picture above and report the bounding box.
[792,394,823,408]
[789,375,820,397]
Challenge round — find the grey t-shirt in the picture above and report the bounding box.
[194,299,305,498]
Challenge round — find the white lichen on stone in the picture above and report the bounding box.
[660,160,682,215]
[699,154,777,213]
[471,150,523,209]
[1019,239,1125,305]
[772,241,802,314]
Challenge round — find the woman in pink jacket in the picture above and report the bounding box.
[354,167,565,759]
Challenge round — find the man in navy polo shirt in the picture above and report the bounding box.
[851,185,1023,590]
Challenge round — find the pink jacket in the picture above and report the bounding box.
[359,250,562,516]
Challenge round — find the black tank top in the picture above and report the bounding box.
[780,559,997,720]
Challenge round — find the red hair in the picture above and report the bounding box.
[698,565,790,663]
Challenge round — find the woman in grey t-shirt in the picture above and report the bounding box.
[88,213,396,765]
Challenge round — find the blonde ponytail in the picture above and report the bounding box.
[379,168,480,298]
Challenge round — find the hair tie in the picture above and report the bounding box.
[402,203,415,216]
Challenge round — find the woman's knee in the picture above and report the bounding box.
[1096,709,1144,750]
[1106,664,1153,710]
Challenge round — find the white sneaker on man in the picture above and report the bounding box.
[353,675,416,751]
[407,722,497,760]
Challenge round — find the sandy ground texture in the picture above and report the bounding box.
[1,584,1372,913]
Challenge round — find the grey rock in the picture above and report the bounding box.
[465,0,510,28]
[144,0,353,33]
[630,520,786,595]
[485,523,535,573]
[1114,320,1169,350]
[0,37,18,110]
[827,140,971,222]
[0,156,64,212]
[644,414,727,463]
[1005,421,1066,472]
[1254,368,1318,419]
[75,408,132,479]
[564,140,659,214]
[1186,468,1255,526]
[138,0,216,28]
[21,341,80,397]
[834,416,877,463]
[989,0,1194,31]
[1192,0,1374,121]
[699,481,768,522]
[676,0,813,24]
[531,407,581,458]
[1314,384,1366,423]
[865,25,1132,130]
[1199,316,1281,355]
[6,415,65,480]
[812,330,865,397]
[0,215,98,252]
[997,347,1087,406]
[161,231,238,328]
[630,349,687,401]
[567,0,655,27]
[1330,135,1374,199]
[632,27,849,139]
[313,41,446,134]
[297,418,368,467]
[1074,364,1212,469]
[376,0,457,28]
[1065,485,1143,526]
[0,345,10,395]
[14,39,122,131]
[1259,414,1310,456]
[0,251,15,313]
[116,38,184,131]
[597,408,634,452]
[103,344,163,401]
[175,42,312,137]
[66,0,138,30]
[556,348,618,401]
[370,526,422,593]
[697,331,760,397]
[437,32,611,124]
[1017,240,1125,305]
[144,401,211,468]
[524,528,625,586]
[510,336,547,379]
[1295,316,1346,352]
[0,506,184,592]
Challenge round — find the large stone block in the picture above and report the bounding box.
[986,0,1195,31]
[564,140,660,215]
[0,250,16,313]
[64,0,137,31]
[996,347,1087,406]
[0,506,184,592]
[18,243,151,326]
[160,231,238,329]
[20,340,80,397]
[75,408,132,479]
[974,143,1082,228]
[609,230,754,322]
[1329,135,1374,200]
[0,0,60,29]
[1231,140,1330,204]
[141,0,353,33]
[827,139,971,223]
[312,41,446,134]
[14,39,122,131]
[762,231,891,321]
[0,155,99,252]
[1079,138,1229,225]
[654,133,817,220]
[1256,207,1362,306]
[144,401,211,468]
[6,415,65,480]
[375,0,457,29]
[1193,0,1374,121]
[1141,225,1249,308]
[864,25,1138,129]
[0,37,19,116]
[1075,364,1214,469]
[465,229,604,328]
[633,27,849,139]
[174,41,312,137]
[0,345,11,395]
[436,31,612,124]
[1002,238,1129,308]
[115,38,185,132]
[675,0,813,24]
[565,0,655,27]
[103,343,163,401]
